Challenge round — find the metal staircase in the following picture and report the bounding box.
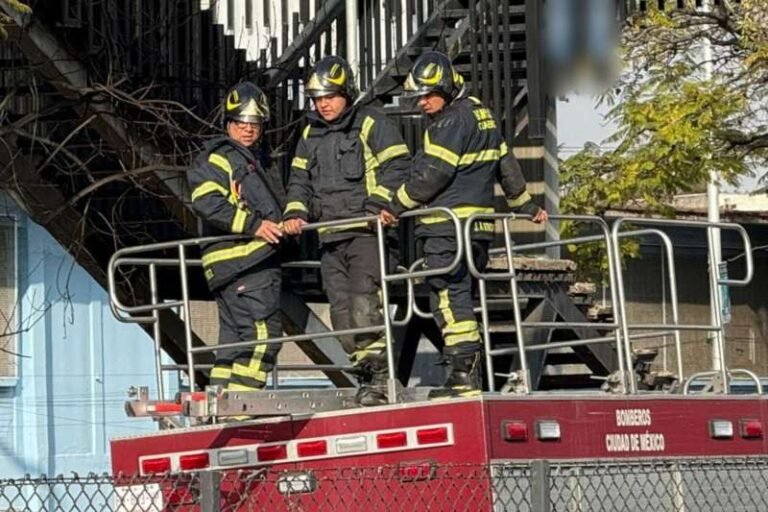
[1,0,565,394]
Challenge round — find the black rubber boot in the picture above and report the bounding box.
[428,350,482,400]
[355,355,389,406]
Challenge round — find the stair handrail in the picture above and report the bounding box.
[359,0,469,104]
[463,213,627,394]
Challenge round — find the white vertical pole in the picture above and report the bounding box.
[702,0,722,373]
[346,0,360,80]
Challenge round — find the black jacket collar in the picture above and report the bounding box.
[204,136,271,169]
[307,103,359,133]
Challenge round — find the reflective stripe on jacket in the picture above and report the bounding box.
[390,94,539,240]
[284,104,410,243]
[187,137,282,290]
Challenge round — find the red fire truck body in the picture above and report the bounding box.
[110,394,766,510]
[111,395,768,475]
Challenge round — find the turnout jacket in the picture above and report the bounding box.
[188,136,283,291]
[389,93,540,240]
[284,104,410,243]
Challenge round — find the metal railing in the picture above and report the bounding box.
[463,213,757,395]
[464,213,628,394]
[108,208,463,404]
[110,208,759,402]
[610,218,755,393]
[3,457,768,511]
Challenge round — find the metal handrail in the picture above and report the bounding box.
[109,206,758,401]
[683,369,764,395]
[108,207,463,404]
[377,207,462,400]
[108,235,241,319]
[611,218,754,394]
[463,213,626,394]
[405,258,437,320]
[391,265,416,327]
[612,229,683,390]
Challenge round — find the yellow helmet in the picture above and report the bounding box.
[305,56,359,100]
[403,51,464,100]
[223,82,270,125]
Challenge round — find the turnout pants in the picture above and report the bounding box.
[320,236,392,366]
[424,237,489,357]
[210,264,282,391]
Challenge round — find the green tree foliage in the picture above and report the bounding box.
[0,0,31,39]
[561,1,768,281]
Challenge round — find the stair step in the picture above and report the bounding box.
[450,4,526,21]
[455,59,527,70]
[471,24,527,38]
[488,349,591,369]
[371,78,403,97]
[487,323,589,334]
[454,62,527,77]
[467,78,528,88]
[406,43,524,59]
[456,41,527,56]
[424,26,459,40]
[545,352,587,366]
[439,8,470,22]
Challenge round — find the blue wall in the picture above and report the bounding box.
[0,195,173,477]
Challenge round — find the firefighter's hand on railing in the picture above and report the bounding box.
[379,209,398,227]
[256,220,283,244]
[282,218,307,235]
[531,208,548,224]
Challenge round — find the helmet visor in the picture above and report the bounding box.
[229,114,265,124]
[402,87,433,99]
[305,87,341,98]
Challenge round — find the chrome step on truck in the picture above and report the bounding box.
[125,386,432,420]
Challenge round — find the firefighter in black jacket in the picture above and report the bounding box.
[380,51,548,399]
[188,82,284,395]
[282,56,410,406]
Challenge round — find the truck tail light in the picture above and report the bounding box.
[535,420,561,441]
[740,419,763,439]
[257,444,288,462]
[377,431,408,449]
[416,427,448,445]
[502,420,528,442]
[399,461,436,482]
[217,448,249,466]
[710,419,734,439]
[336,435,368,454]
[297,440,328,458]
[153,402,183,414]
[179,453,210,471]
[141,457,171,474]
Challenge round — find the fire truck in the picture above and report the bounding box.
[107,210,766,510]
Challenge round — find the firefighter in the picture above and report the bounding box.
[187,82,284,397]
[380,51,548,399]
[282,56,410,406]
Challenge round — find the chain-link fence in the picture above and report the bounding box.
[2,457,768,511]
